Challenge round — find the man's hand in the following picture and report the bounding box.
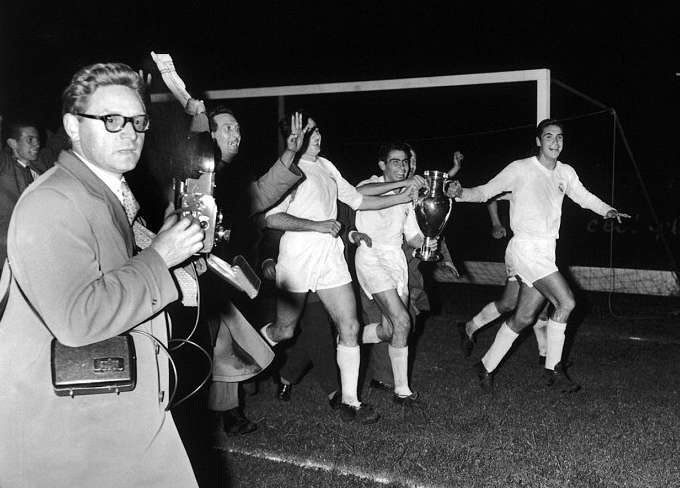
[350,231,372,247]
[405,174,427,190]
[150,213,205,268]
[286,112,315,152]
[491,224,507,239]
[315,219,342,237]
[261,259,277,281]
[447,151,464,178]
[184,98,206,116]
[402,175,427,202]
[445,180,463,198]
[605,209,631,224]
[150,51,192,107]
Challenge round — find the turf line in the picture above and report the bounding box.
[223,445,446,488]
[626,335,680,344]
[578,331,680,345]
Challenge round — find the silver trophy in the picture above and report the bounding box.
[414,170,454,261]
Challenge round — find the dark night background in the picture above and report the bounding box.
[2,2,678,271]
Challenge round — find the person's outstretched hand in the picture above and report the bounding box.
[447,151,464,178]
[605,209,631,224]
[286,112,315,152]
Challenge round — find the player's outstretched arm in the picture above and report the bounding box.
[150,51,209,132]
[357,175,427,196]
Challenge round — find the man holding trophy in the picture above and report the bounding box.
[361,146,461,394]
[354,142,429,407]
[355,143,458,407]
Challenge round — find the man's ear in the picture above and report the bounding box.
[6,138,17,153]
[378,160,386,172]
[63,113,80,144]
[535,136,541,147]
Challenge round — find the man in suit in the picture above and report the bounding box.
[0,62,204,487]
[0,120,69,274]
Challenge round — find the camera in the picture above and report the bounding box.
[172,131,227,253]
[172,131,259,297]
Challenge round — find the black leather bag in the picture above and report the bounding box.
[51,334,137,397]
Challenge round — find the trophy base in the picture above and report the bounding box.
[415,248,442,262]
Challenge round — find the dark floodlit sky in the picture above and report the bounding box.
[1,3,677,172]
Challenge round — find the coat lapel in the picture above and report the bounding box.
[57,151,134,256]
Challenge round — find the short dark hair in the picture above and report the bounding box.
[207,105,236,132]
[4,120,38,143]
[403,142,414,159]
[62,62,146,115]
[536,118,565,139]
[378,141,411,163]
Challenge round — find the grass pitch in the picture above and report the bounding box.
[173,284,680,487]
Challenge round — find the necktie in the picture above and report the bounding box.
[23,166,34,186]
[119,178,140,225]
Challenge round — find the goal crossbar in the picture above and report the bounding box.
[151,68,551,123]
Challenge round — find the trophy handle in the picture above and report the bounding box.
[443,178,453,196]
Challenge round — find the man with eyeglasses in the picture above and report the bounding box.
[0,62,204,487]
[0,120,70,276]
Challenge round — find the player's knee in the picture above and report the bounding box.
[379,322,394,341]
[513,312,535,330]
[554,295,575,317]
[338,320,359,338]
[393,312,411,335]
[495,300,514,314]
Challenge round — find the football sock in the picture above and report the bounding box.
[361,322,381,344]
[388,345,412,397]
[545,320,567,370]
[533,318,549,357]
[481,322,519,373]
[337,344,361,407]
[467,302,501,337]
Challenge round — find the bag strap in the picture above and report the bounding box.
[0,259,11,317]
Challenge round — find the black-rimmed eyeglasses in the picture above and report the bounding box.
[77,113,150,133]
